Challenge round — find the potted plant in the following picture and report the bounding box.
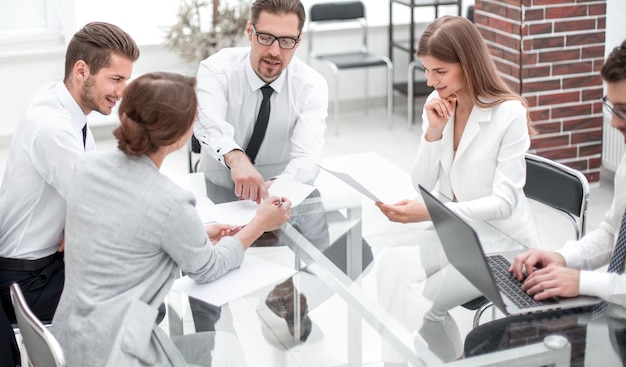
[164,0,250,68]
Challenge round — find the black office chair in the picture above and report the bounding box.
[308,1,393,134]
[462,153,590,328]
[188,135,202,173]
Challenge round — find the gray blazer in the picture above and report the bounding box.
[51,150,244,366]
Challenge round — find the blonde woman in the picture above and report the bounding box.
[375,15,542,364]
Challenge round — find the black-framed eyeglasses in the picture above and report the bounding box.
[602,96,626,120]
[251,24,299,50]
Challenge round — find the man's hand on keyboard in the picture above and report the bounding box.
[520,265,581,301]
[509,249,566,281]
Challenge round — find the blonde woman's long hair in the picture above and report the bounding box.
[417,15,535,135]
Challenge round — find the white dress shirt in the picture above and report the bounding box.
[194,47,328,187]
[559,152,626,313]
[0,82,94,259]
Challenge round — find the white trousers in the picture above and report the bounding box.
[376,227,480,363]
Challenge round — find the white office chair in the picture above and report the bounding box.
[10,283,66,367]
[464,153,590,328]
[307,1,393,134]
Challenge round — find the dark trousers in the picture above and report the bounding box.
[0,254,64,367]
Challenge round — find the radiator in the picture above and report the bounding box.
[602,114,625,172]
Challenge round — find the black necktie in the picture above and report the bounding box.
[593,210,626,316]
[245,85,273,164]
[82,123,87,149]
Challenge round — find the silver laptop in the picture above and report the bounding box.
[419,185,600,316]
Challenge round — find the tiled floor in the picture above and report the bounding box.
[2,94,616,366]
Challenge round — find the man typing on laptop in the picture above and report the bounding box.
[464,39,626,365]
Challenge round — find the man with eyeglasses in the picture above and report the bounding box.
[190,0,330,341]
[194,0,327,200]
[463,39,626,365]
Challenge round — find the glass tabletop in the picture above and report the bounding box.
[165,157,606,366]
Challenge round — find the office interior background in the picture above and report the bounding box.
[2,0,625,161]
[1,1,626,366]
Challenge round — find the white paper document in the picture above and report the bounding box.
[318,165,382,202]
[171,256,296,306]
[202,178,316,226]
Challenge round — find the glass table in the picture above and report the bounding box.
[165,154,619,366]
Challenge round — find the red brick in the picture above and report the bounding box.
[562,74,602,90]
[546,5,588,19]
[532,35,565,49]
[528,107,551,122]
[524,8,545,21]
[522,65,551,79]
[538,49,581,63]
[582,45,605,59]
[532,121,562,134]
[480,1,509,18]
[497,0,523,7]
[478,29,497,44]
[563,116,602,130]
[523,79,562,93]
[598,16,606,29]
[494,60,519,77]
[582,88,603,101]
[495,33,521,51]
[507,7,522,21]
[554,19,596,33]
[589,157,602,170]
[593,57,605,72]
[552,103,593,118]
[528,23,553,36]
[525,95,538,107]
[567,159,591,172]
[533,0,574,5]
[586,171,600,183]
[571,130,603,144]
[579,143,603,156]
[553,61,593,76]
[503,78,521,93]
[539,91,580,105]
[534,147,579,161]
[566,32,605,47]
[530,135,570,149]
[487,17,520,34]
[589,3,607,16]
[522,52,538,65]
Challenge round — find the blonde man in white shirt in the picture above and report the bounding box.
[0,22,139,367]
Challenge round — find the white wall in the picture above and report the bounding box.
[0,0,620,143]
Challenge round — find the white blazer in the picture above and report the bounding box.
[413,91,541,247]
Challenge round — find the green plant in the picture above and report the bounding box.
[164,0,250,65]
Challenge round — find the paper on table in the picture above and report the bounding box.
[171,256,296,306]
[318,165,382,202]
[202,178,315,226]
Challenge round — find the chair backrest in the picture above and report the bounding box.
[524,153,589,239]
[307,1,368,57]
[10,283,66,367]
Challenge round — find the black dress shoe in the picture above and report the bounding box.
[265,278,312,341]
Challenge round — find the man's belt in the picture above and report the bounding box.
[0,252,60,271]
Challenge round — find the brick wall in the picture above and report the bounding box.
[474,0,607,183]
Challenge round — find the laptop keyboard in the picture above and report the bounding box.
[487,254,558,309]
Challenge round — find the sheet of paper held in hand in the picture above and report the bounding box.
[171,256,296,306]
[199,178,316,225]
[318,165,382,202]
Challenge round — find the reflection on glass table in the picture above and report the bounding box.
[165,163,582,366]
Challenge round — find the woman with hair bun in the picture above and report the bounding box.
[51,72,290,366]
